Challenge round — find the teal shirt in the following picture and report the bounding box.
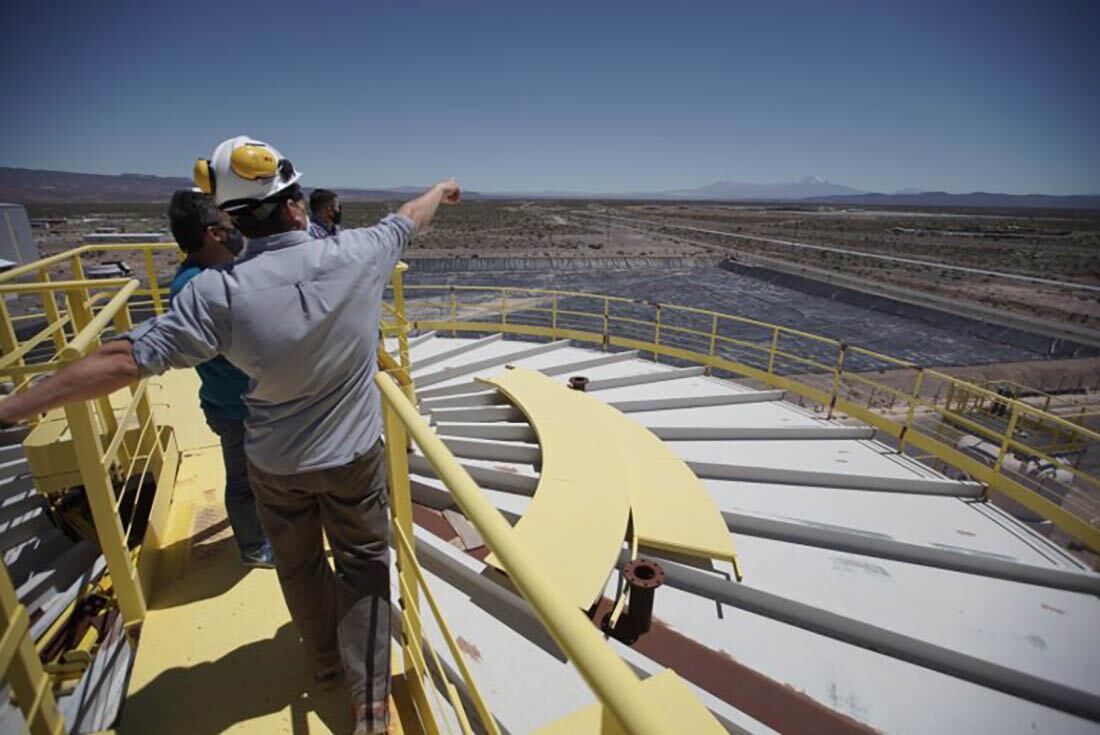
[169,263,250,420]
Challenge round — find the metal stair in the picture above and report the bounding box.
[0,424,130,734]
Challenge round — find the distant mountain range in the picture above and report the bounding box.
[2,167,1097,210]
[0,168,440,204]
[664,176,865,200]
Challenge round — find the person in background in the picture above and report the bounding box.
[166,190,274,568]
[308,188,342,239]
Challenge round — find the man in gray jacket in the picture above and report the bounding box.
[0,136,461,735]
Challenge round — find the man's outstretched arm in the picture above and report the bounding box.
[397,179,462,233]
[0,340,140,425]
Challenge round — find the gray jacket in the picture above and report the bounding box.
[128,214,413,474]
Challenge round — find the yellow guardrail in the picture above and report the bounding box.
[377,370,715,735]
[49,278,172,629]
[399,284,1100,558]
[0,272,178,626]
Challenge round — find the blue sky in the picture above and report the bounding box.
[1,0,1097,194]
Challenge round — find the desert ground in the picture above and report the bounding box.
[27,199,1100,329]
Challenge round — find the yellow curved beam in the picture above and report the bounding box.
[478,368,632,610]
[480,367,741,607]
[616,412,742,580]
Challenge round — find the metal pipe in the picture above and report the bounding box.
[650,554,1100,723]
[609,390,784,413]
[651,425,875,441]
[723,511,1100,595]
[690,460,983,497]
[415,340,570,388]
[604,559,665,644]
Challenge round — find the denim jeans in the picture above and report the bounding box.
[204,412,268,555]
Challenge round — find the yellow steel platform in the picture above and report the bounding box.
[117,372,414,735]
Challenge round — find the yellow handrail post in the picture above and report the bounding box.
[449,287,458,337]
[551,294,559,338]
[35,269,67,351]
[64,282,120,454]
[827,343,847,420]
[0,299,21,370]
[143,247,164,315]
[943,381,955,412]
[653,303,661,363]
[381,399,422,690]
[986,403,1022,501]
[898,368,925,455]
[62,397,147,628]
[64,287,93,339]
[391,262,411,374]
[705,313,719,376]
[993,404,1021,475]
[501,288,508,327]
[64,281,121,450]
[68,254,91,319]
[113,305,163,476]
[601,297,610,351]
[0,562,65,735]
[767,327,780,376]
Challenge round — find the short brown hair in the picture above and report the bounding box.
[168,190,220,253]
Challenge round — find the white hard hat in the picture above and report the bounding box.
[193,135,302,212]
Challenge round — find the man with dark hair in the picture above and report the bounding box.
[1,136,461,735]
[166,190,273,569]
[308,188,341,239]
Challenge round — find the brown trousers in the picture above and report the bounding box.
[248,440,391,710]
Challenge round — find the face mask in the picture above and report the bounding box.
[222,227,245,256]
[331,208,342,226]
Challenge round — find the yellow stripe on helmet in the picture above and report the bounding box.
[230,144,279,181]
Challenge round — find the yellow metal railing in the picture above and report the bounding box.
[0,269,181,735]
[57,279,174,628]
[398,284,1100,557]
[377,370,718,735]
[0,273,179,622]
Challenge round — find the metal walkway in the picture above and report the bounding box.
[117,371,418,735]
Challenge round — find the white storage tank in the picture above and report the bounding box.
[0,202,40,269]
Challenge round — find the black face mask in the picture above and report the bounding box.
[331,208,342,226]
[222,227,245,256]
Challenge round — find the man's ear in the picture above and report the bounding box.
[286,199,307,228]
[202,225,223,249]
